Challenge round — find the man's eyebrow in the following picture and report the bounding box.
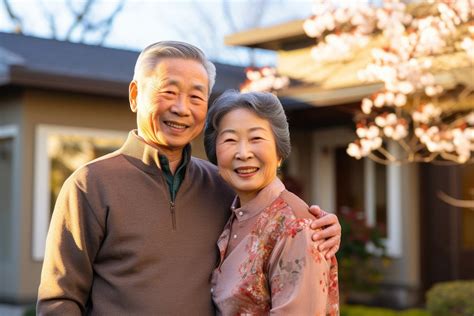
[159,79,207,94]
[160,79,179,87]
[192,84,207,94]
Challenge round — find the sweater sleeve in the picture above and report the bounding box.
[268,223,339,316]
[37,175,105,315]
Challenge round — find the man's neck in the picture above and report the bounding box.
[159,148,183,175]
[136,133,184,174]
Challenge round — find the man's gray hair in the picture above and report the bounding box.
[204,90,291,165]
[133,41,216,94]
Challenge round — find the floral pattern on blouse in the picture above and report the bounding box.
[211,187,339,316]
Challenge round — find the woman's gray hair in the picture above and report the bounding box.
[204,90,290,165]
[133,41,216,95]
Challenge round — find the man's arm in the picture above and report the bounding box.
[308,205,341,259]
[37,176,104,315]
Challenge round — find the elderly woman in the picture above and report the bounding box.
[204,90,339,315]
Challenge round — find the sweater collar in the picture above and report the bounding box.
[119,130,192,175]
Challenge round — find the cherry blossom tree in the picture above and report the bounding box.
[302,0,473,164]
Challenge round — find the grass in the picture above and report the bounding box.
[341,305,430,316]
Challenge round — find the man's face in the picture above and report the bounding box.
[129,58,209,152]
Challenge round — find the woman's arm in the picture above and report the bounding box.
[268,223,339,315]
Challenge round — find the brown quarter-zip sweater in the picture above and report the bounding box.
[37,131,235,315]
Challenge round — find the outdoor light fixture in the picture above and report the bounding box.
[303,0,474,164]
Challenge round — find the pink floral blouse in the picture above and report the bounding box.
[211,178,339,315]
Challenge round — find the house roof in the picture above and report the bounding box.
[225,21,473,108]
[0,32,246,97]
[225,19,313,51]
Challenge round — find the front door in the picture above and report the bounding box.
[420,162,474,292]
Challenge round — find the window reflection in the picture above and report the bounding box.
[48,134,123,216]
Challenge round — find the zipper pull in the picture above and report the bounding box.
[170,201,177,231]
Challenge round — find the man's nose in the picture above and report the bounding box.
[171,94,191,116]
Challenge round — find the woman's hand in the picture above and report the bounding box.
[308,205,341,259]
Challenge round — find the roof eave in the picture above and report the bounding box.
[224,19,312,51]
[8,66,129,97]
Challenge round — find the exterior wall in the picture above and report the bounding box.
[0,88,23,303]
[285,129,313,202]
[308,126,421,308]
[18,88,135,302]
[377,162,421,307]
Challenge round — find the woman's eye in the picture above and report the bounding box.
[224,138,236,143]
[251,137,263,141]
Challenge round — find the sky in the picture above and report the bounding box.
[0,0,315,66]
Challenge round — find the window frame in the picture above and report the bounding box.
[32,124,127,261]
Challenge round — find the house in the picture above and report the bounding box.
[225,19,474,308]
[0,32,246,308]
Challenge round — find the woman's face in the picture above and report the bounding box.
[216,108,280,204]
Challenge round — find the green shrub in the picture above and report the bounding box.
[426,280,474,316]
[23,306,35,316]
[341,305,429,316]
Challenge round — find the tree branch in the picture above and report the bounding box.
[2,0,23,33]
[65,0,94,41]
[437,190,474,208]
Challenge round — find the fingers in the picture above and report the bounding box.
[310,213,337,230]
[310,213,342,259]
[311,222,340,241]
[322,237,340,259]
[308,205,323,218]
[313,234,340,259]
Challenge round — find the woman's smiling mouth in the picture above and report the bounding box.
[234,167,259,177]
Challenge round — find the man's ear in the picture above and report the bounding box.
[129,80,138,112]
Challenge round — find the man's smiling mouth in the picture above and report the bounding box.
[164,121,189,130]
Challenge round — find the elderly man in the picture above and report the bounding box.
[37,41,341,315]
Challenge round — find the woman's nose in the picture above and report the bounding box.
[235,141,253,160]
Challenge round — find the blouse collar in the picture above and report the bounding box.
[230,177,285,222]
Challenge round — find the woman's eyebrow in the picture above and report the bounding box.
[219,126,266,135]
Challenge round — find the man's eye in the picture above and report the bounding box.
[191,95,204,101]
[161,90,177,96]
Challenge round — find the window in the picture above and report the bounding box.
[335,147,388,237]
[312,128,402,257]
[33,125,127,261]
[0,125,18,262]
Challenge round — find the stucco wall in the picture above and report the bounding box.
[378,162,421,307]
